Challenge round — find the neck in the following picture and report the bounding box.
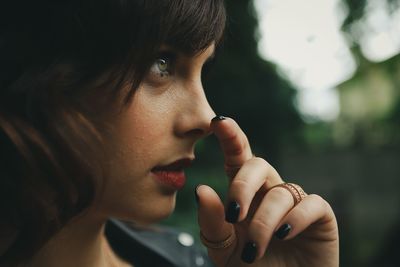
[24,213,129,267]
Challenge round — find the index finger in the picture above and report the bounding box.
[211,116,253,178]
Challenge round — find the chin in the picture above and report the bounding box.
[147,196,177,224]
[136,210,174,226]
[118,194,177,226]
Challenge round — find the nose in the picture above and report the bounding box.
[174,81,215,140]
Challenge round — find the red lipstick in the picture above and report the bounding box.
[151,158,193,190]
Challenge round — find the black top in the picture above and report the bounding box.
[105,219,215,267]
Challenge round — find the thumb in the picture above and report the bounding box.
[196,185,236,266]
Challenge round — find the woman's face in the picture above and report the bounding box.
[97,44,216,224]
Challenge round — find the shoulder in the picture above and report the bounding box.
[105,218,214,267]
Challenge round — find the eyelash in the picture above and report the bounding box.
[147,51,215,82]
[150,52,176,78]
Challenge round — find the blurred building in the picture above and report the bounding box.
[333,47,400,148]
[279,48,400,266]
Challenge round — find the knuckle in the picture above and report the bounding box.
[251,217,275,237]
[251,156,268,165]
[308,194,326,205]
[229,145,244,156]
[247,158,283,185]
[293,205,308,221]
[231,178,251,190]
[250,157,270,169]
[269,165,281,180]
[225,135,247,156]
[229,179,252,202]
[308,194,332,211]
[269,187,292,201]
[248,157,279,180]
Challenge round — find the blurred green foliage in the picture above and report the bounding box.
[163,1,400,266]
[342,0,400,32]
[203,0,302,165]
[162,0,303,246]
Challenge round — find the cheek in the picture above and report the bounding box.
[98,176,177,224]
[115,113,166,169]
[94,90,177,222]
[112,93,166,164]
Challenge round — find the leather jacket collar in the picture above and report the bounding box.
[105,219,214,267]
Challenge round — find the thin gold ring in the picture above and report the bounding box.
[269,183,307,206]
[200,230,236,249]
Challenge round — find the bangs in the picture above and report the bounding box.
[117,0,226,103]
[159,0,226,54]
[7,0,227,105]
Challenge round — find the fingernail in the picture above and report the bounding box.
[241,241,257,264]
[225,201,240,223]
[194,184,201,205]
[275,223,291,239]
[211,115,226,122]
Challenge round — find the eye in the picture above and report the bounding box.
[149,52,176,78]
[152,58,169,76]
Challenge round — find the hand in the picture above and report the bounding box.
[196,117,339,267]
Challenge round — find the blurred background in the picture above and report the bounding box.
[162,0,400,266]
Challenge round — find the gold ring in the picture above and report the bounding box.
[269,183,307,206]
[200,230,236,249]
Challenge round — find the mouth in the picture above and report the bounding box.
[151,158,194,190]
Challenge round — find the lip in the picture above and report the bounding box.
[151,158,194,190]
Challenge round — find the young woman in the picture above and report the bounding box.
[0,0,339,266]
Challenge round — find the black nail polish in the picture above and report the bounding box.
[211,115,226,122]
[275,223,291,239]
[241,242,257,264]
[194,184,201,205]
[225,201,240,223]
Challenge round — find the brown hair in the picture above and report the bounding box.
[0,0,226,265]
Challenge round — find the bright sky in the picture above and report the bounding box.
[254,0,400,122]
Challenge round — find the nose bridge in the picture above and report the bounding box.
[176,79,215,138]
[193,81,215,119]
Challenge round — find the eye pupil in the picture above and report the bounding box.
[157,59,168,72]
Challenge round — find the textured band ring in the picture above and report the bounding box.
[200,230,236,249]
[269,183,307,206]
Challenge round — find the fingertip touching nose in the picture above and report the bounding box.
[174,90,216,140]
